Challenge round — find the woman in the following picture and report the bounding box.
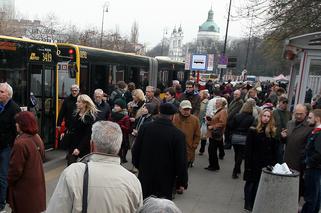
[67,94,97,165]
[110,98,131,163]
[229,101,254,179]
[205,98,228,171]
[243,109,277,211]
[199,89,209,155]
[8,111,45,213]
[128,89,146,121]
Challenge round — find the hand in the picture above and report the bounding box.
[72,148,80,156]
[281,129,288,138]
[130,117,135,122]
[60,133,65,140]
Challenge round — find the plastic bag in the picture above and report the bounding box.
[200,123,207,139]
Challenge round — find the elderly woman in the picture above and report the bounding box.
[67,94,98,165]
[205,98,228,171]
[137,196,182,213]
[8,111,45,213]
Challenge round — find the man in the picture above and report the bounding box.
[301,109,321,213]
[273,96,291,163]
[180,81,201,117]
[173,100,200,168]
[109,81,127,107]
[145,86,161,114]
[282,104,313,197]
[47,121,143,212]
[57,84,80,131]
[132,103,188,200]
[164,87,180,108]
[225,90,244,149]
[0,82,20,211]
[93,88,111,121]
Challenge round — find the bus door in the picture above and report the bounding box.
[29,64,55,148]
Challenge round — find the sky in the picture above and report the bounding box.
[14,0,251,48]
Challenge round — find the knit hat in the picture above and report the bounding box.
[160,103,177,115]
[114,98,126,109]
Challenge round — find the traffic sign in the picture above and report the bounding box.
[218,64,227,69]
[191,54,207,70]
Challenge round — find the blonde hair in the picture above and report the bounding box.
[256,109,276,138]
[76,94,98,122]
[132,89,146,102]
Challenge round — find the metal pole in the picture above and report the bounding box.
[245,9,254,69]
[100,3,108,48]
[219,0,233,82]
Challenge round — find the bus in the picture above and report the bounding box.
[0,36,57,149]
[0,36,190,149]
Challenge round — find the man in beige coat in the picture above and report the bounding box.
[173,100,201,168]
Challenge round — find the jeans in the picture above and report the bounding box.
[233,144,245,174]
[208,138,220,169]
[199,139,206,153]
[0,146,11,210]
[301,169,321,213]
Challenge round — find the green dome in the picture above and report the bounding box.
[199,9,220,33]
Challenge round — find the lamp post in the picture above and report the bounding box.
[245,8,254,69]
[160,28,167,56]
[219,0,233,82]
[100,2,109,48]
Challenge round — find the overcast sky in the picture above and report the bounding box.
[15,0,251,48]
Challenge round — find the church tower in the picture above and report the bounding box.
[168,25,184,62]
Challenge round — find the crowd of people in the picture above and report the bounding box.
[1,77,321,212]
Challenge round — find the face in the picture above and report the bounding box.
[76,99,85,111]
[294,106,307,123]
[145,88,154,99]
[307,112,316,126]
[94,93,103,103]
[261,111,272,124]
[132,95,138,102]
[165,92,173,101]
[279,101,288,110]
[0,85,9,103]
[234,91,241,99]
[16,123,21,133]
[179,107,191,117]
[215,100,222,109]
[113,105,122,112]
[71,87,80,97]
[186,84,194,93]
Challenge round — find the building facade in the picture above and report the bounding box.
[168,26,184,62]
[0,0,15,19]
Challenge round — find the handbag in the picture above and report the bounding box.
[200,123,207,139]
[231,133,247,145]
[212,128,223,141]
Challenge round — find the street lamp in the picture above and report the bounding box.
[219,0,233,82]
[100,2,109,48]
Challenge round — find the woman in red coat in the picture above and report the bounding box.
[8,111,45,213]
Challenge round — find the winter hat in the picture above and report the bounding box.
[160,103,177,115]
[144,103,157,114]
[114,98,127,109]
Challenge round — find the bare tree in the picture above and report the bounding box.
[130,21,139,44]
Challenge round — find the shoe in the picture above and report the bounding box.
[188,161,194,168]
[232,173,239,179]
[219,156,224,160]
[224,145,232,150]
[198,152,204,156]
[176,187,184,194]
[204,166,220,171]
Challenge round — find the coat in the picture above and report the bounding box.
[132,118,188,200]
[8,133,45,213]
[207,108,228,139]
[57,94,78,129]
[173,113,200,162]
[244,128,278,182]
[69,113,95,157]
[0,99,20,149]
[284,120,313,171]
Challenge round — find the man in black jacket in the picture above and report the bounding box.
[132,103,188,200]
[0,82,20,211]
[93,89,110,121]
[302,109,321,213]
[57,84,79,131]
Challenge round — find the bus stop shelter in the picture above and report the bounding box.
[284,32,321,105]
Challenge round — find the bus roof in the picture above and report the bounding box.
[0,35,57,47]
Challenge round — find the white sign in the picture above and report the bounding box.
[218,64,227,69]
[191,54,207,70]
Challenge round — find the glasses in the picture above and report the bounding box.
[71,89,79,92]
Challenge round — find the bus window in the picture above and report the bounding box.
[116,65,125,82]
[177,71,184,82]
[80,64,89,94]
[90,64,110,95]
[58,62,75,98]
[140,68,149,90]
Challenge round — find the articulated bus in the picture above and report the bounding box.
[0,36,189,149]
